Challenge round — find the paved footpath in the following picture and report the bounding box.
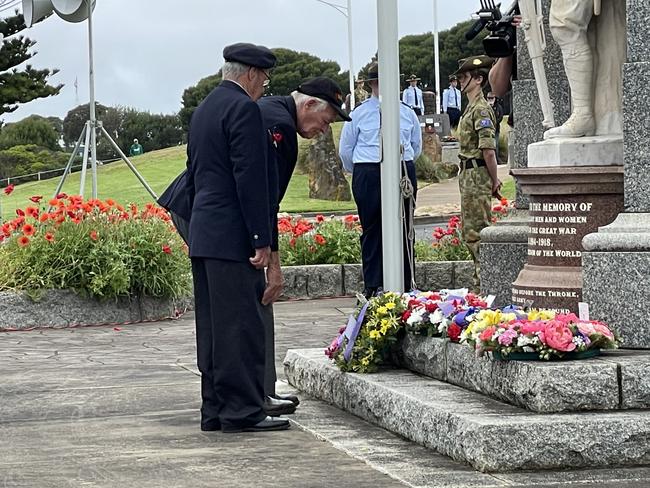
[1,298,649,488]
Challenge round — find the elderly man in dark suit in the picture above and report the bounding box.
[186,42,288,433]
[159,77,350,415]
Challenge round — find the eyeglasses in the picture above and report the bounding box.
[261,70,271,87]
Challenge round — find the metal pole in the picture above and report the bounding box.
[434,0,441,114]
[377,0,404,292]
[87,0,98,199]
[79,122,92,196]
[347,0,355,111]
[52,123,87,201]
[100,126,158,200]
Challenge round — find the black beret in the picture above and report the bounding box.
[297,77,351,122]
[222,42,277,69]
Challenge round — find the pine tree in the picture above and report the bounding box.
[0,11,62,117]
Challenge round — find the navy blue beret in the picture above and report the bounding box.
[223,42,277,69]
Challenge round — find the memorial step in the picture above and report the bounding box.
[284,348,650,473]
[395,335,650,413]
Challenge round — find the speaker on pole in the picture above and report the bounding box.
[51,0,95,23]
[22,0,55,28]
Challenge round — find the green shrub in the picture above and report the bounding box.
[0,195,191,299]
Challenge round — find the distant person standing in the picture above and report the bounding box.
[129,138,144,156]
[402,74,424,116]
[443,75,462,128]
[354,78,369,105]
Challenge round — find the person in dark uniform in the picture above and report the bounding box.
[185,42,288,433]
[257,76,350,406]
[158,76,349,416]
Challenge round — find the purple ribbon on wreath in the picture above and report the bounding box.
[343,301,370,361]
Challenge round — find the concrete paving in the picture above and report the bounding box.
[2,297,649,487]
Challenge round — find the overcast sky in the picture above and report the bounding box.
[4,0,479,123]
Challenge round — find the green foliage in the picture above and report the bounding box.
[0,13,62,115]
[0,197,191,299]
[358,20,485,96]
[0,144,70,181]
[62,103,183,159]
[278,215,361,266]
[414,153,438,182]
[0,117,60,151]
[179,48,349,131]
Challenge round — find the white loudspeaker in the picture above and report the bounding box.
[51,0,95,23]
[22,0,55,28]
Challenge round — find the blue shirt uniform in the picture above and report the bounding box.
[338,96,422,172]
[402,86,424,111]
[442,86,462,112]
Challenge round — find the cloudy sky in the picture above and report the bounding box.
[5,0,479,123]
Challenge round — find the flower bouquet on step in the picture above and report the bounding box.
[402,289,489,339]
[461,309,620,360]
[326,292,406,373]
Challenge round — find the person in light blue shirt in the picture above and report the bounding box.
[339,62,422,298]
[442,75,462,128]
[402,74,424,115]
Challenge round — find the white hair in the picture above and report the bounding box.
[291,91,329,112]
[222,61,250,80]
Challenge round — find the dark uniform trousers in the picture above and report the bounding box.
[191,257,267,430]
[447,107,461,128]
[351,161,418,291]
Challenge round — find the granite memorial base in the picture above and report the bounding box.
[285,348,650,472]
[394,334,650,412]
[511,166,624,313]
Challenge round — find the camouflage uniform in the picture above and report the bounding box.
[457,91,496,292]
[354,86,369,104]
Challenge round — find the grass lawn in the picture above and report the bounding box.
[0,144,355,220]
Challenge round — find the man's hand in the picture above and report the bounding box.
[512,14,522,27]
[262,252,283,305]
[492,178,503,199]
[250,246,271,269]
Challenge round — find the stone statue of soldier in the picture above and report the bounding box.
[543,0,626,139]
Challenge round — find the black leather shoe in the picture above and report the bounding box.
[271,393,300,407]
[264,395,296,416]
[362,288,375,300]
[200,420,221,432]
[222,416,290,433]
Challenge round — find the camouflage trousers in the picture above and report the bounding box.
[459,165,492,293]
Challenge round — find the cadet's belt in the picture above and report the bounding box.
[459,158,486,171]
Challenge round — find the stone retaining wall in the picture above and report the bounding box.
[0,290,192,331]
[281,261,473,299]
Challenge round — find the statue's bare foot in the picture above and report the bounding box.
[544,113,595,139]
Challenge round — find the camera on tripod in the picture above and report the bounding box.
[466,0,520,58]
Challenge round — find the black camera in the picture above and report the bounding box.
[466,0,520,58]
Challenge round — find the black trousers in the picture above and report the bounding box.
[191,257,267,430]
[351,161,417,291]
[447,107,461,128]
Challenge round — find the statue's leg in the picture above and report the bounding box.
[544,0,596,139]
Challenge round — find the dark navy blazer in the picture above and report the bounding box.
[159,94,296,253]
[185,80,271,261]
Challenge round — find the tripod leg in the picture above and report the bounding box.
[51,122,88,207]
[99,126,158,200]
[79,122,92,197]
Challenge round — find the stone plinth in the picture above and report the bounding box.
[479,209,529,306]
[285,348,650,473]
[528,136,624,168]
[395,334,650,413]
[511,166,624,313]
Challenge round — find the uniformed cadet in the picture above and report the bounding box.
[402,74,424,115]
[442,75,462,128]
[453,55,501,293]
[158,76,349,417]
[185,42,289,433]
[339,63,422,298]
[354,78,369,105]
